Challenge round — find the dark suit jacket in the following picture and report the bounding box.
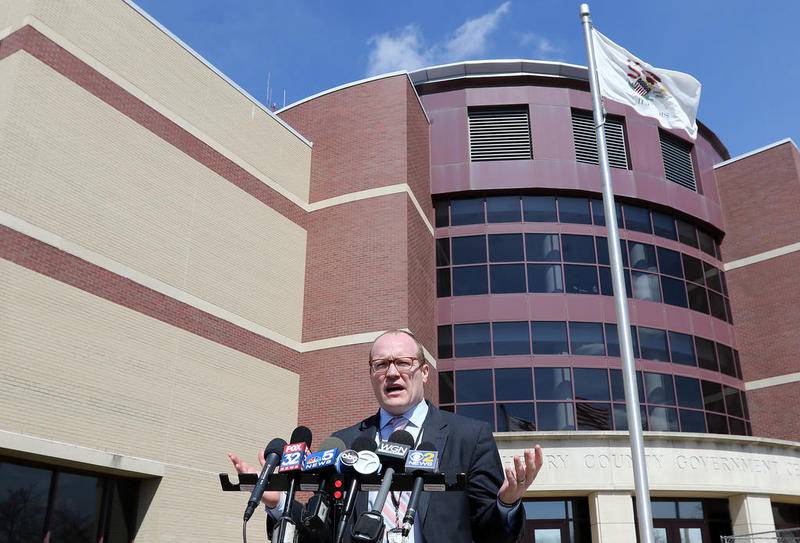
[269,402,524,543]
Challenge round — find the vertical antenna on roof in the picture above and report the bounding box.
[267,72,272,107]
[283,90,286,108]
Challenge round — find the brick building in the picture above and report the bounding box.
[0,1,798,542]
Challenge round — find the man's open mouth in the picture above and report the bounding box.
[385,383,405,394]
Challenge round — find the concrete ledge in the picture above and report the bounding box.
[0,429,164,478]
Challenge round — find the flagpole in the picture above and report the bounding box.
[579,4,655,543]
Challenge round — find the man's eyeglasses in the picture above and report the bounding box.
[369,356,420,375]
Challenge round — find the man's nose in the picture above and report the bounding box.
[385,362,401,377]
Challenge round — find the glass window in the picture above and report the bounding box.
[639,327,669,362]
[611,369,646,402]
[687,283,709,314]
[596,237,609,265]
[525,233,561,262]
[652,212,677,240]
[532,321,569,355]
[675,376,703,408]
[632,271,661,302]
[437,325,453,359]
[527,264,563,293]
[537,402,575,430]
[605,323,620,357]
[0,462,51,541]
[676,219,698,248]
[706,412,728,434]
[682,255,705,284]
[679,409,706,432]
[490,264,526,293]
[495,368,533,400]
[661,277,688,307]
[436,238,450,267]
[456,369,493,403]
[652,501,679,519]
[716,344,736,377]
[695,337,718,371]
[435,201,449,227]
[614,403,647,431]
[452,266,488,296]
[452,235,486,265]
[629,242,657,271]
[729,417,747,435]
[698,229,716,257]
[564,265,599,295]
[569,322,605,356]
[734,350,743,380]
[708,290,727,320]
[668,331,696,366]
[723,386,744,418]
[535,367,573,400]
[657,247,683,278]
[496,403,535,431]
[439,371,454,404]
[487,196,521,223]
[489,234,524,262]
[523,196,557,222]
[703,262,722,292]
[492,321,531,355]
[648,406,679,431]
[437,268,451,297]
[453,323,490,357]
[562,234,596,263]
[523,500,567,520]
[624,205,652,234]
[644,372,676,405]
[558,197,592,224]
[52,472,104,542]
[574,368,610,401]
[458,404,495,429]
[598,266,613,296]
[591,199,624,228]
[701,380,726,413]
[576,402,612,430]
[451,198,485,225]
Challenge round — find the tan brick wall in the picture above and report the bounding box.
[0,259,299,540]
[0,0,312,202]
[0,51,306,341]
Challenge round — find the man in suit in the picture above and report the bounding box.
[229,329,543,542]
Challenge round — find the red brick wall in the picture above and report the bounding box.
[716,142,800,261]
[747,382,800,442]
[716,141,800,441]
[279,75,413,203]
[406,82,433,223]
[725,253,800,382]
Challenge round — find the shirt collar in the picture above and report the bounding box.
[379,400,429,430]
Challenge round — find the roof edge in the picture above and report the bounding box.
[277,71,431,125]
[714,138,797,169]
[123,0,313,148]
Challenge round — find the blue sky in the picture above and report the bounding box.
[132,0,798,157]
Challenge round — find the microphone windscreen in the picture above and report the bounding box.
[319,436,347,451]
[352,435,377,452]
[290,425,313,447]
[417,441,437,452]
[387,429,415,447]
[265,438,288,456]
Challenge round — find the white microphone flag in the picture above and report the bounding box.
[591,28,701,139]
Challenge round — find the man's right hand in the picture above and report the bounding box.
[227,450,282,509]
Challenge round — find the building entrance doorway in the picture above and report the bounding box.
[653,520,708,543]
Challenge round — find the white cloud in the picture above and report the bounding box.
[518,31,563,60]
[366,2,512,76]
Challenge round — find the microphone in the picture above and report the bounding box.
[273,426,313,543]
[301,436,347,539]
[401,441,439,537]
[351,429,414,543]
[243,437,288,522]
[335,435,378,543]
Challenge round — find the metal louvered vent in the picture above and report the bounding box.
[468,106,532,161]
[571,109,629,169]
[660,132,697,191]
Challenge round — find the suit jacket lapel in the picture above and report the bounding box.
[418,402,449,533]
[352,411,381,532]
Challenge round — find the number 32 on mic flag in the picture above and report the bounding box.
[591,28,701,139]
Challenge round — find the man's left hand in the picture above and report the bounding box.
[498,444,543,505]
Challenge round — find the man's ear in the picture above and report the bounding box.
[421,362,430,384]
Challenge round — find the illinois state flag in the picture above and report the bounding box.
[592,29,701,139]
